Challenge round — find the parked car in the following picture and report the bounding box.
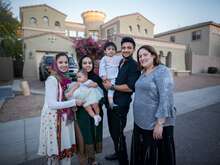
[39,55,54,81]
[39,54,78,81]
[66,56,78,81]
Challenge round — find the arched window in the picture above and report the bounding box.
[43,16,49,25]
[129,25,132,33]
[159,51,165,64]
[166,52,172,68]
[144,28,148,35]
[137,24,140,32]
[159,51,164,57]
[55,21,61,27]
[30,17,37,25]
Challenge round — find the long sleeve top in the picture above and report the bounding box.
[133,64,176,130]
[99,55,122,80]
[44,76,76,110]
[113,56,141,107]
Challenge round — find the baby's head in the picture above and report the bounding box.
[76,70,88,83]
[103,41,117,57]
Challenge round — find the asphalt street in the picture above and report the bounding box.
[19,102,220,165]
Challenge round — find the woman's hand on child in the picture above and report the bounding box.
[75,99,84,106]
[88,82,98,88]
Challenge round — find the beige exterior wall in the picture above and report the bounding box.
[21,5,66,37]
[192,54,220,73]
[23,34,75,80]
[100,21,119,40]
[209,25,220,57]
[155,26,210,56]
[119,15,154,38]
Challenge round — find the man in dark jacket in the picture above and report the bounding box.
[104,36,141,165]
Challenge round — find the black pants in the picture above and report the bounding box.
[130,124,176,165]
[107,106,129,165]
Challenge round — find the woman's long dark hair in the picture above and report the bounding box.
[78,55,95,74]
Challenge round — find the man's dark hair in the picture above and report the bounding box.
[103,41,117,51]
[121,36,136,48]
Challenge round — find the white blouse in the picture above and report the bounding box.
[44,76,76,110]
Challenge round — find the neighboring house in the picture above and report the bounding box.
[20,4,187,80]
[100,13,186,71]
[155,21,220,73]
[20,4,78,80]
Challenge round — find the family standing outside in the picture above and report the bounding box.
[38,36,176,165]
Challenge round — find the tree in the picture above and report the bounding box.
[0,0,22,60]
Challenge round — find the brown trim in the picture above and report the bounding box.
[22,27,65,34]
[22,32,73,42]
[65,21,84,26]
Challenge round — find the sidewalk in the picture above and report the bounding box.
[0,85,220,165]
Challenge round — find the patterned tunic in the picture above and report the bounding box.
[38,76,76,159]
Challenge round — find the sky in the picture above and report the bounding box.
[10,0,220,34]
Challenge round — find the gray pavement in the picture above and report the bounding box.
[0,86,14,100]
[0,85,220,165]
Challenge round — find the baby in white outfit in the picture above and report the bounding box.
[65,70,103,126]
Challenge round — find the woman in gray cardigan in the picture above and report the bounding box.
[130,45,176,165]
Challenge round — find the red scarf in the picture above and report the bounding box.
[50,62,74,123]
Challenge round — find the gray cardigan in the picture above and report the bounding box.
[133,64,176,130]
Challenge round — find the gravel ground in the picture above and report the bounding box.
[0,74,220,122]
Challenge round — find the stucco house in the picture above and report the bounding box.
[20,4,187,80]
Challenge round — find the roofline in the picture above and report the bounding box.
[155,21,220,37]
[20,4,67,17]
[65,21,84,26]
[116,33,185,46]
[22,32,72,42]
[102,12,154,28]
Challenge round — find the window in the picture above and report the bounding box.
[43,16,49,25]
[170,36,175,42]
[192,30,201,41]
[78,32,85,38]
[137,24,140,32]
[107,28,115,41]
[144,29,148,35]
[88,30,99,40]
[129,25,132,33]
[30,17,37,25]
[55,21,61,27]
[69,30,77,37]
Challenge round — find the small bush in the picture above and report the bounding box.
[207,67,218,74]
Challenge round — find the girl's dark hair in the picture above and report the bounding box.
[137,45,161,70]
[78,55,94,72]
[55,52,69,62]
[103,41,117,51]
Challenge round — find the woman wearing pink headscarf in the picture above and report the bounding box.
[38,53,83,165]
